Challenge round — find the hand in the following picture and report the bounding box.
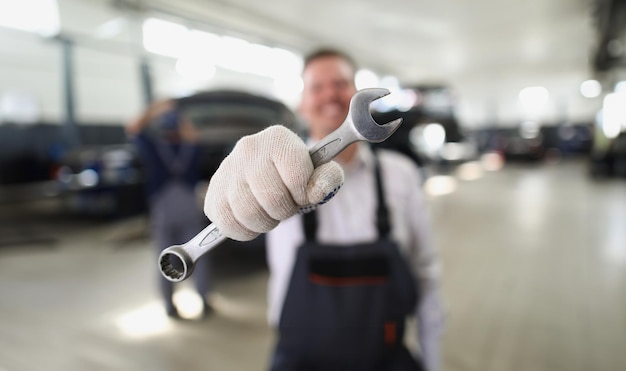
[179,116,200,143]
[204,125,344,241]
[126,99,177,135]
[146,99,176,121]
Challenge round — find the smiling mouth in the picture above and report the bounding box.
[320,103,346,118]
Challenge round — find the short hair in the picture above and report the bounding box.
[303,48,358,74]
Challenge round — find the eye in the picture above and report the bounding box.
[309,84,322,94]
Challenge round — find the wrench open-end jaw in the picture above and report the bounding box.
[350,88,403,142]
[159,88,402,282]
[308,88,402,166]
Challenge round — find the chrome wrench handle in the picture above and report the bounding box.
[309,119,358,167]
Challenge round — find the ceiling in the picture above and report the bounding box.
[73,0,624,125]
[133,0,595,81]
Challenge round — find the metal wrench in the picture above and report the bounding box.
[159,88,402,282]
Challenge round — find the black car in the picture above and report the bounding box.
[53,90,301,218]
[372,85,476,173]
[481,127,546,162]
[177,90,301,179]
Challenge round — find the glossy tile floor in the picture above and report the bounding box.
[1,159,625,371]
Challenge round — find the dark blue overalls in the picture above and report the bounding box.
[135,131,211,314]
[270,154,424,371]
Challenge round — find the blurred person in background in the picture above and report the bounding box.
[204,48,445,370]
[127,99,212,319]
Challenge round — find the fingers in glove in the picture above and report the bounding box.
[204,165,258,241]
[207,192,259,241]
[228,181,280,235]
[305,161,344,205]
[246,164,298,220]
[265,127,314,206]
[205,125,342,239]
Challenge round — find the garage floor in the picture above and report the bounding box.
[1,159,625,371]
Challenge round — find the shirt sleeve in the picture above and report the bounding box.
[266,215,304,326]
[404,167,446,371]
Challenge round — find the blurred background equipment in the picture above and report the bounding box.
[0,89,298,218]
[372,84,476,176]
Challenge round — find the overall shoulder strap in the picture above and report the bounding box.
[373,151,391,238]
[302,150,390,241]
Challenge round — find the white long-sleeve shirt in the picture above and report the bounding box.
[266,143,445,370]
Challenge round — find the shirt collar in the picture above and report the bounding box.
[337,142,376,175]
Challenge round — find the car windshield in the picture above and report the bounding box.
[186,103,280,126]
[184,102,284,143]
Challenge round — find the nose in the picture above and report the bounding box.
[319,84,343,102]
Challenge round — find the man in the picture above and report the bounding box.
[128,99,212,319]
[205,49,444,370]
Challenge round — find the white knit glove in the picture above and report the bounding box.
[204,125,344,241]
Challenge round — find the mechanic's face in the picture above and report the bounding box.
[300,56,356,140]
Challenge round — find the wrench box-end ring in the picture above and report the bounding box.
[159,246,194,282]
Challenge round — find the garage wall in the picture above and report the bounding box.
[0,30,64,122]
[0,29,278,126]
[455,71,604,128]
[0,0,282,127]
[74,48,143,123]
[148,56,276,102]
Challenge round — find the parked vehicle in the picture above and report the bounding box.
[175,90,301,180]
[0,123,131,208]
[59,90,299,219]
[475,126,545,162]
[590,132,626,178]
[473,123,593,164]
[372,85,476,173]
